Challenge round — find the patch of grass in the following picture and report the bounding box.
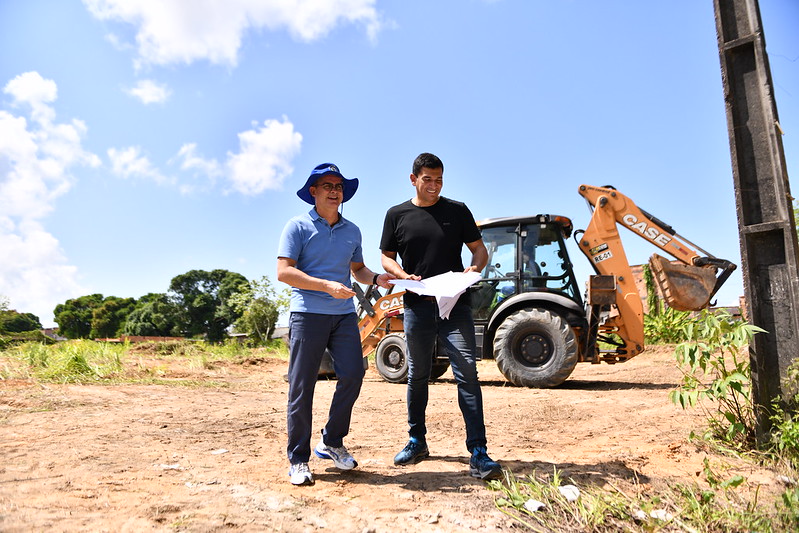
[489,468,633,531]
[0,338,288,385]
[489,465,791,532]
[128,340,203,357]
[248,339,289,359]
[1,340,125,383]
[136,378,230,388]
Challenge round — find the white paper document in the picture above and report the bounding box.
[389,271,482,319]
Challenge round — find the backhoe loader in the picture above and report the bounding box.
[357,184,736,387]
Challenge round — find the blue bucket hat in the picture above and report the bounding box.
[297,163,359,205]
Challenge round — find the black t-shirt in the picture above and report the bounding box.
[381,197,482,304]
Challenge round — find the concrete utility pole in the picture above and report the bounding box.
[713,0,799,439]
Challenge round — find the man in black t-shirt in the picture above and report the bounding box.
[380,152,503,480]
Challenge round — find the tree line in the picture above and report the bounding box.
[1,269,288,344]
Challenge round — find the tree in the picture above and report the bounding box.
[53,294,105,339]
[169,269,249,342]
[90,297,137,339]
[229,276,289,344]
[0,310,42,333]
[123,293,182,336]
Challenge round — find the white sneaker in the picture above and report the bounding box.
[289,462,313,485]
[314,440,358,470]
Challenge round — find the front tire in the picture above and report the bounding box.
[374,334,452,383]
[493,308,578,387]
[375,334,407,383]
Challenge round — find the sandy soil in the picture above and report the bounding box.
[0,346,785,532]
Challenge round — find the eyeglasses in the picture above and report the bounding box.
[315,183,344,192]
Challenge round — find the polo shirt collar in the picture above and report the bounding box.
[308,207,346,227]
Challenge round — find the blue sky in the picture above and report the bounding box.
[1,0,797,327]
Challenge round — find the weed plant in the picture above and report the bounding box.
[489,468,633,532]
[642,263,697,345]
[768,360,799,470]
[670,309,763,450]
[667,309,799,530]
[644,304,695,344]
[488,464,785,532]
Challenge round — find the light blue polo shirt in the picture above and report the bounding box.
[278,208,364,314]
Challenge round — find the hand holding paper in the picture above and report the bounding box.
[389,271,482,319]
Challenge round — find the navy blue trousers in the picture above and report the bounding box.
[286,312,365,464]
[403,301,487,452]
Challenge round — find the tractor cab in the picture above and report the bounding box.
[471,215,582,318]
[470,215,585,359]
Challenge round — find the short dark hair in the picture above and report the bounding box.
[412,152,443,176]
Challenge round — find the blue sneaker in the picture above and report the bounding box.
[314,440,358,470]
[469,447,502,480]
[394,438,430,465]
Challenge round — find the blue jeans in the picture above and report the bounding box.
[403,300,487,451]
[286,312,365,464]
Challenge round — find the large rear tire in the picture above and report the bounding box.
[374,334,451,383]
[493,308,578,387]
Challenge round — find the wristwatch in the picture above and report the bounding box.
[372,273,379,285]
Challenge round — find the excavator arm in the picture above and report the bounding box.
[576,184,736,361]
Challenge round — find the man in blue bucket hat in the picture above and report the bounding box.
[278,163,393,486]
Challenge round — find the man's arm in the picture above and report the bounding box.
[351,261,394,289]
[464,239,488,274]
[381,251,421,281]
[277,257,356,299]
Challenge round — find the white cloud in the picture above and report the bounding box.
[175,143,223,179]
[170,143,224,194]
[82,0,383,67]
[171,118,302,196]
[4,71,58,124]
[107,146,171,184]
[126,79,171,104]
[169,143,225,195]
[0,72,99,325]
[226,118,302,195]
[0,219,83,325]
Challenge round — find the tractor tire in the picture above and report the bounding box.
[375,334,407,383]
[374,334,451,383]
[493,308,578,388]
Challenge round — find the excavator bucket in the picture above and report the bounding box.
[648,254,717,311]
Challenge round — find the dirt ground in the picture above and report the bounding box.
[0,346,786,532]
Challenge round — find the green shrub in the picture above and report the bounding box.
[0,330,56,350]
[669,309,763,449]
[642,263,700,345]
[644,304,694,344]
